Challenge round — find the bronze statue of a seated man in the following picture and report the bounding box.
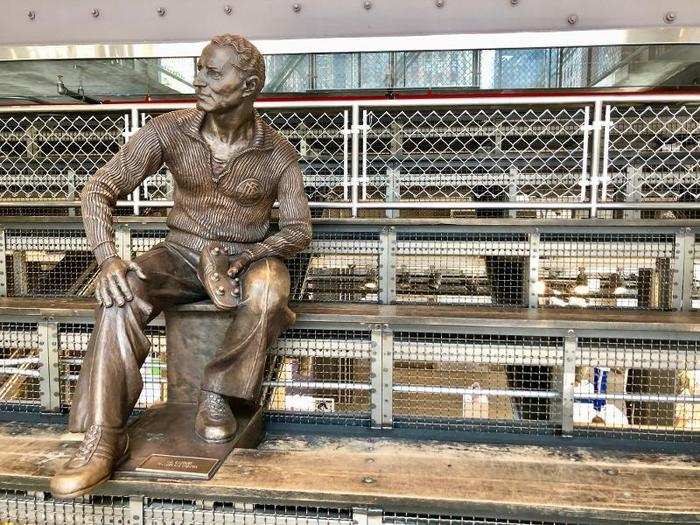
[51,34,311,499]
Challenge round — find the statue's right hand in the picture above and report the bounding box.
[95,257,147,308]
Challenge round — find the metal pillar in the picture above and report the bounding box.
[561,329,577,437]
[37,317,60,411]
[370,324,393,429]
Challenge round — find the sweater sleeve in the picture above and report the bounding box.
[244,160,312,262]
[81,121,163,265]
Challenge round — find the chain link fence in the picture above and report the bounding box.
[0,95,698,217]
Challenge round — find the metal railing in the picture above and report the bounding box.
[0,296,697,443]
[0,218,697,443]
[0,218,696,312]
[0,93,698,218]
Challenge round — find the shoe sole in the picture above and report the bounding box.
[52,444,130,500]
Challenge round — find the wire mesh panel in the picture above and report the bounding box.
[0,490,130,524]
[287,230,381,302]
[0,111,128,202]
[395,232,529,306]
[384,511,573,525]
[139,110,174,203]
[146,500,354,525]
[131,229,169,258]
[574,337,700,442]
[260,108,350,203]
[392,332,563,434]
[693,235,700,310]
[263,328,373,426]
[5,228,96,298]
[603,104,700,210]
[58,323,167,410]
[537,233,677,310]
[362,106,590,208]
[0,322,41,410]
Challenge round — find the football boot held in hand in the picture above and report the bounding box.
[198,242,242,309]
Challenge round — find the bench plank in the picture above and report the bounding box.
[0,423,697,522]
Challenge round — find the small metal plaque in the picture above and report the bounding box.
[136,454,219,479]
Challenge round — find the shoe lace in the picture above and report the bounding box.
[74,425,102,461]
[204,392,231,418]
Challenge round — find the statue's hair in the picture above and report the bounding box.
[209,34,266,95]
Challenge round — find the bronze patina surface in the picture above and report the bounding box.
[51,33,311,499]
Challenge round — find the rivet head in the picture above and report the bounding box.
[216,286,225,296]
[435,0,444,6]
[568,329,575,336]
[510,0,519,5]
[292,3,301,12]
[664,11,676,23]
[91,8,100,17]
[27,10,36,20]
[157,7,167,16]
[567,14,577,25]
[224,4,232,15]
[363,0,372,9]
[362,476,376,484]
[212,272,220,281]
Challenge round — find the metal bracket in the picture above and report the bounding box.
[0,228,7,297]
[115,224,132,262]
[370,323,393,429]
[679,227,695,311]
[128,495,144,525]
[672,228,690,311]
[378,226,396,304]
[561,329,577,437]
[353,507,383,525]
[37,317,60,411]
[527,228,540,309]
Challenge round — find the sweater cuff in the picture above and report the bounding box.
[93,242,119,266]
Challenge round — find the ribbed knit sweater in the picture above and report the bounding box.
[81,109,312,265]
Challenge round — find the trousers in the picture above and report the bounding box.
[68,241,295,432]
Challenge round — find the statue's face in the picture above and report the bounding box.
[193,44,259,113]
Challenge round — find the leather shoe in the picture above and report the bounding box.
[195,390,238,443]
[51,425,129,499]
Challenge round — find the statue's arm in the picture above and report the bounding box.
[81,121,163,266]
[242,160,312,264]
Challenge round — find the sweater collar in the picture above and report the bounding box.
[183,109,273,151]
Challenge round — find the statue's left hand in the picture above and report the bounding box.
[227,252,253,278]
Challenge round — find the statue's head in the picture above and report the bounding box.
[194,34,266,113]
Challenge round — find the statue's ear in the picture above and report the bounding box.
[243,76,260,98]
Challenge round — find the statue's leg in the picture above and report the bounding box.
[68,242,205,432]
[195,257,294,441]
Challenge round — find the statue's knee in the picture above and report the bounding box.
[243,258,290,314]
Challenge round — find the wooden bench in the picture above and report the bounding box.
[0,421,698,523]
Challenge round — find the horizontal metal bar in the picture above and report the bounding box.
[394,342,562,366]
[263,381,372,391]
[354,202,700,210]
[0,358,39,366]
[2,93,700,115]
[393,385,559,398]
[574,393,700,404]
[0,200,353,210]
[0,368,40,378]
[5,199,698,211]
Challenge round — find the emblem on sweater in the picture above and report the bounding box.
[233,178,264,206]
